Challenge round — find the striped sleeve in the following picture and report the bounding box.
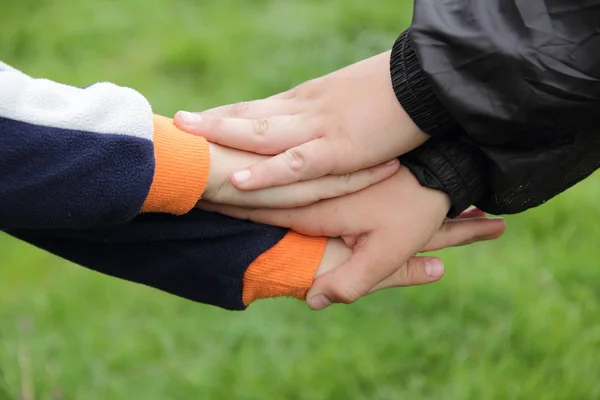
[0,62,210,229]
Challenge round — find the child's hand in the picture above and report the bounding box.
[314,207,505,303]
[202,142,399,208]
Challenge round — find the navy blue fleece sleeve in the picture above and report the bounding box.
[7,210,288,310]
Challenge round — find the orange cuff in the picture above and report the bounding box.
[141,115,210,215]
[242,232,327,306]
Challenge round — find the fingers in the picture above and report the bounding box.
[190,98,297,119]
[305,230,414,310]
[367,257,445,293]
[174,113,317,155]
[196,202,327,236]
[454,207,487,219]
[215,160,400,208]
[198,198,352,237]
[230,139,342,190]
[422,217,506,252]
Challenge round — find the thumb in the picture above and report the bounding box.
[306,255,445,310]
[305,231,410,310]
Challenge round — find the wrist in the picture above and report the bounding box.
[399,139,488,217]
[314,238,352,279]
[375,50,430,154]
[203,143,225,200]
[400,164,451,213]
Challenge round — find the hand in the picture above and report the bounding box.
[198,167,470,310]
[316,207,505,302]
[202,142,399,208]
[175,51,427,193]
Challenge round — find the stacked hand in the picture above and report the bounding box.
[180,51,505,310]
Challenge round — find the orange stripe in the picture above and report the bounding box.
[142,115,210,215]
[242,232,327,306]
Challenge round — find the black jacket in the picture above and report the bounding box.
[391,0,600,215]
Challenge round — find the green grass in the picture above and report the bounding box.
[1,1,600,399]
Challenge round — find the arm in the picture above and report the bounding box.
[3,123,400,310]
[5,137,502,311]
[0,61,208,229]
[0,61,391,228]
[9,204,504,311]
[391,2,600,214]
[197,168,506,310]
[8,211,326,310]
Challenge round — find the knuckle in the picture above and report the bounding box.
[281,84,300,99]
[284,147,307,172]
[329,286,362,305]
[295,77,326,101]
[405,258,425,281]
[230,101,251,117]
[277,89,296,100]
[252,118,269,137]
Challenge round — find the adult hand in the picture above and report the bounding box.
[198,167,503,310]
[175,51,427,192]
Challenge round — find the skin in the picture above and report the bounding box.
[174,51,428,191]
[203,143,399,208]
[315,207,505,305]
[202,147,505,307]
[198,167,501,310]
[187,51,498,309]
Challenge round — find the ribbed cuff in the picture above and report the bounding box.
[391,30,459,137]
[400,139,489,217]
[141,115,210,215]
[242,232,327,306]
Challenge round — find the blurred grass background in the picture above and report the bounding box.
[1,1,600,399]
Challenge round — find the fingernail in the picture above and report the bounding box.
[233,169,252,183]
[374,160,398,170]
[177,111,201,125]
[308,295,332,311]
[425,258,444,278]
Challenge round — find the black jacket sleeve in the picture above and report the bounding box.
[391,1,600,215]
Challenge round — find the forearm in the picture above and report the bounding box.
[0,62,329,309]
[7,210,327,310]
[0,62,208,229]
